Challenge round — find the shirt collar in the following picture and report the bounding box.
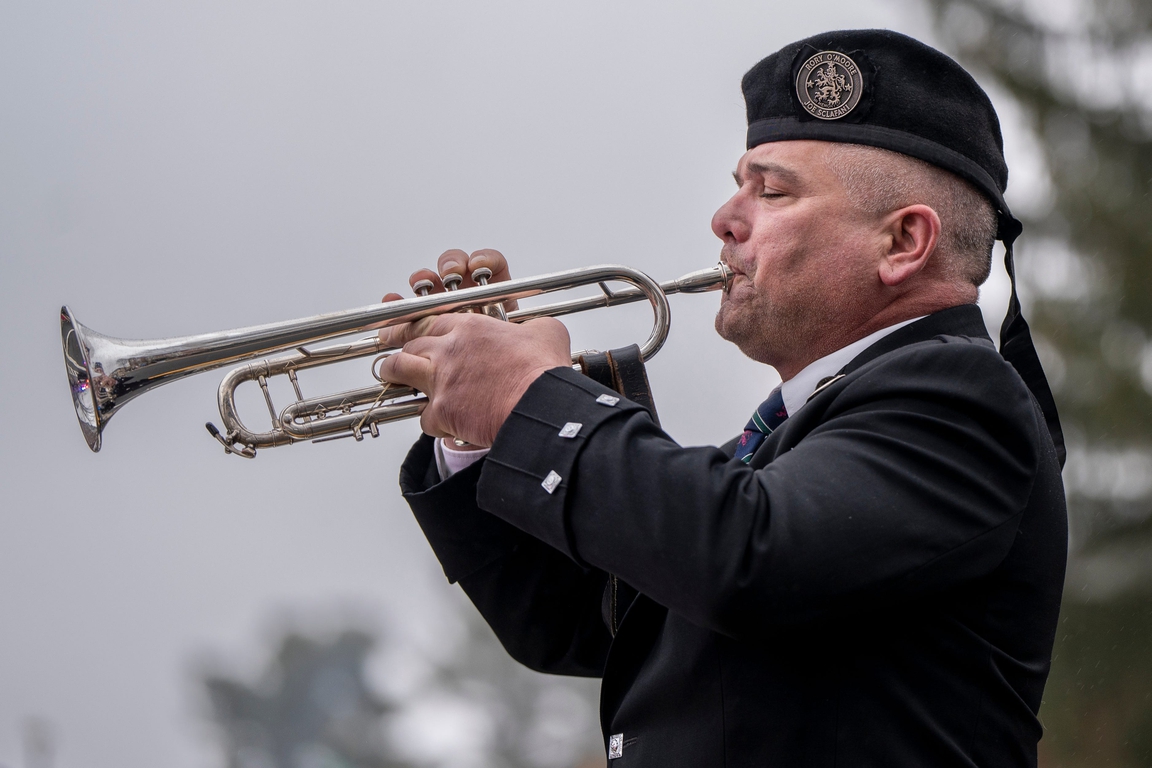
[779,316,925,416]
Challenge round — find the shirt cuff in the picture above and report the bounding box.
[435,438,491,480]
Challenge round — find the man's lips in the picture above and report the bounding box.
[727,268,751,288]
[719,250,751,298]
[720,250,747,278]
[720,272,753,305]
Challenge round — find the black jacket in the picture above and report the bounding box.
[400,305,1067,767]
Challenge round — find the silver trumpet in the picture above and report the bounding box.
[60,262,731,458]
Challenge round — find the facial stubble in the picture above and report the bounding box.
[714,264,874,373]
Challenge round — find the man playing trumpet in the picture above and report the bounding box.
[379,29,1068,768]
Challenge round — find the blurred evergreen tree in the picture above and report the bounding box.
[926,0,1152,765]
[199,614,604,768]
[410,605,604,768]
[203,630,411,768]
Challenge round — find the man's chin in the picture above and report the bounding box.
[714,306,732,338]
[714,305,735,341]
[715,308,756,355]
[715,305,782,366]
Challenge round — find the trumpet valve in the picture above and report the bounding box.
[412,279,435,297]
[470,267,508,321]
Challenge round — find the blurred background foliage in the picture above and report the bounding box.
[203,630,410,768]
[199,609,604,768]
[928,0,1152,764]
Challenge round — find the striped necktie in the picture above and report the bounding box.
[733,386,789,464]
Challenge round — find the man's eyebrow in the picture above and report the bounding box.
[743,161,804,187]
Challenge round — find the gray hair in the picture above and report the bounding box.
[823,143,997,286]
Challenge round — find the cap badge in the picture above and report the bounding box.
[795,51,864,120]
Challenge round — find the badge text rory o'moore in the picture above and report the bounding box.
[795,50,864,120]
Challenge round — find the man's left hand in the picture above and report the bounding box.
[376,313,572,447]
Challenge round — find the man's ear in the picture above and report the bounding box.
[878,204,940,287]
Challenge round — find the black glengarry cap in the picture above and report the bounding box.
[741,29,1064,465]
[743,29,1020,241]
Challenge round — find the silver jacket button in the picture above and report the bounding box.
[541,470,562,494]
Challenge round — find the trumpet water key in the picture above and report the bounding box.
[60,262,731,458]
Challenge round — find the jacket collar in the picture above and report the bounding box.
[838,304,991,378]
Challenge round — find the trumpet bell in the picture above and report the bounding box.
[61,305,181,452]
[61,306,103,451]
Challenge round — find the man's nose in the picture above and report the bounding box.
[711,194,749,243]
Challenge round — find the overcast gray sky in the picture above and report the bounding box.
[0,2,1041,766]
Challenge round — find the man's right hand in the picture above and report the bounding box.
[375,249,569,446]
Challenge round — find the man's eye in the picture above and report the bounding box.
[760,192,785,199]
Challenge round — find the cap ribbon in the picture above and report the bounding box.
[999,225,1066,468]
